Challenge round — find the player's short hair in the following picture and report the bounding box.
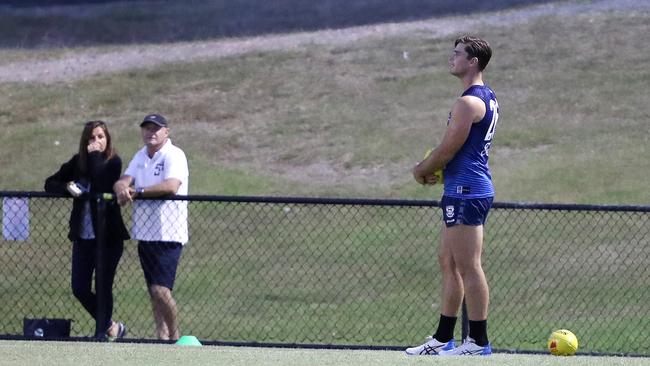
[455,35,492,71]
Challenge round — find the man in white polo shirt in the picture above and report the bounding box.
[113,113,188,340]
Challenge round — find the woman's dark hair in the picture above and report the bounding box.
[77,120,116,175]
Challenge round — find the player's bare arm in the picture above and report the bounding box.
[413,96,486,184]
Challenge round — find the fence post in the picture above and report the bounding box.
[93,194,108,341]
[461,298,468,342]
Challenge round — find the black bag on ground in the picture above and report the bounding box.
[23,318,71,338]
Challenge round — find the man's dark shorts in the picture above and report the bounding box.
[138,241,183,290]
[440,196,493,227]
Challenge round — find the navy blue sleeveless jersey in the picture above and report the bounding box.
[443,85,499,199]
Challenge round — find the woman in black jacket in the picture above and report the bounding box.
[44,120,129,339]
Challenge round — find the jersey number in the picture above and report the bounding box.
[484,99,499,141]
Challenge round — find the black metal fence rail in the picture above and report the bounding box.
[1,191,649,356]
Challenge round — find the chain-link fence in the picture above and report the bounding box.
[1,192,649,355]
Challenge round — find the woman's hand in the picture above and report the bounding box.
[87,141,102,153]
[66,181,83,197]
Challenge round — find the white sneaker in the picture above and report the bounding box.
[438,337,492,356]
[404,336,455,355]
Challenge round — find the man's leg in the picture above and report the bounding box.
[139,241,182,340]
[404,226,465,355]
[444,223,490,349]
[149,284,179,340]
[445,224,488,321]
[432,229,465,343]
[438,228,465,318]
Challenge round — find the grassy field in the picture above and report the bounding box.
[1,341,648,366]
[0,1,648,204]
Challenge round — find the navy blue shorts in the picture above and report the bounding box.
[138,241,183,290]
[440,196,493,227]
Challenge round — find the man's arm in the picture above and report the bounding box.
[413,96,486,184]
[137,178,182,198]
[113,175,135,206]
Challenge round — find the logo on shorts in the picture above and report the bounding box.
[445,205,455,218]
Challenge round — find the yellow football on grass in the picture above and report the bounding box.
[547,329,578,356]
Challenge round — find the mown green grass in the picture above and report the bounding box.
[1,341,648,366]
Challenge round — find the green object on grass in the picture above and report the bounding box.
[176,335,202,347]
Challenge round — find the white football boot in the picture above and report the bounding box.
[404,336,455,355]
[438,337,492,356]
